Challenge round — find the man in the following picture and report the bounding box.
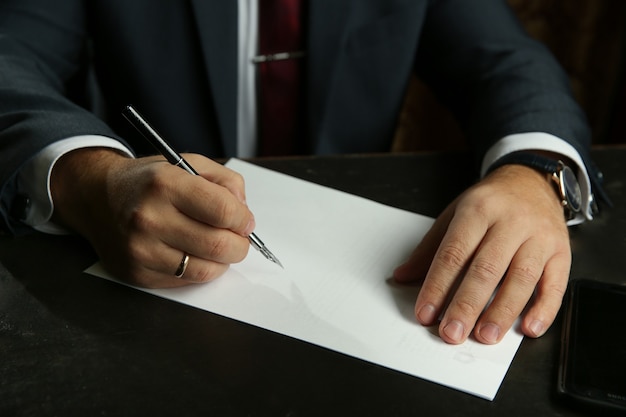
[0,0,606,345]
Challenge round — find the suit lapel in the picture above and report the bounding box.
[190,0,238,157]
[306,0,352,152]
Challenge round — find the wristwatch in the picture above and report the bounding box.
[488,152,582,220]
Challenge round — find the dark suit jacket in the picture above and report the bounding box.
[0,0,594,233]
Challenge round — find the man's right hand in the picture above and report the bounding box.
[51,148,255,288]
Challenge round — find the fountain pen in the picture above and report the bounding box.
[122,105,283,268]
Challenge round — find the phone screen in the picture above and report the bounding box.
[559,279,626,411]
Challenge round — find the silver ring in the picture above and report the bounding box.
[174,253,190,278]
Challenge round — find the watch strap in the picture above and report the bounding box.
[487,152,560,175]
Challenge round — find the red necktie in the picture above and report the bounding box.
[256,0,305,156]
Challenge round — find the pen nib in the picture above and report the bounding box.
[260,247,284,269]
[249,233,283,268]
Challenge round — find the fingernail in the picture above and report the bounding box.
[392,264,405,279]
[529,320,544,337]
[443,320,465,343]
[417,303,437,325]
[393,265,413,283]
[244,216,256,237]
[233,191,247,206]
[479,323,500,344]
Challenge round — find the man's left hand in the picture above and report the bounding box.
[393,164,571,344]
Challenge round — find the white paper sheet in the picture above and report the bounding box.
[85,158,524,400]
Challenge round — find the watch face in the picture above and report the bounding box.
[561,165,582,213]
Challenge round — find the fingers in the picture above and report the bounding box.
[471,238,544,344]
[132,165,252,282]
[184,154,249,205]
[393,204,455,284]
[133,211,251,270]
[519,250,571,338]
[472,240,570,343]
[169,173,256,237]
[112,203,251,287]
[414,201,504,343]
[416,223,562,345]
[150,155,254,237]
[124,246,233,288]
[88,154,256,288]
[401,164,572,344]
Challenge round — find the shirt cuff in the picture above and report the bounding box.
[481,132,592,225]
[17,136,134,234]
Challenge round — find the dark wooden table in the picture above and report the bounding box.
[2,148,624,416]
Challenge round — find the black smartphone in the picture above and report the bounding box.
[558,278,626,412]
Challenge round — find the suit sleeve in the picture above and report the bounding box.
[0,0,125,234]
[416,0,592,166]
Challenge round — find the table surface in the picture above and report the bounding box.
[2,148,625,417]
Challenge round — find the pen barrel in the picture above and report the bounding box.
[176,158,199,175]
[122,105,181,167]
[248,233,264,251]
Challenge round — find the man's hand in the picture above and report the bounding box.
[393,164,571,344]
[51,148,255,288]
